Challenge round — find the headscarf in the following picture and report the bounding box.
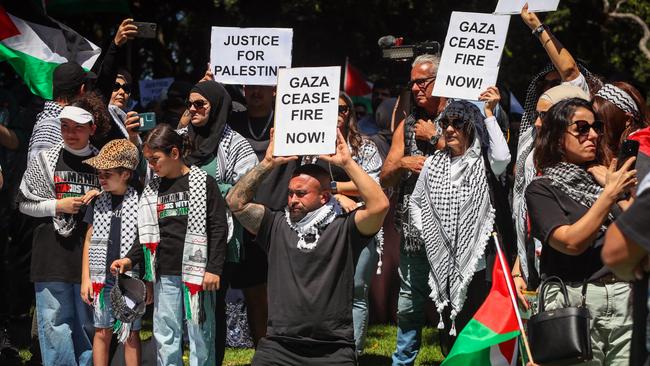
[186,81,232,167]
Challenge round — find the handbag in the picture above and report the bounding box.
[527,276,592,365]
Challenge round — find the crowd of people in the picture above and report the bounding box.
[0,6,649,366]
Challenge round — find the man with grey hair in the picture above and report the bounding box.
[380,54,447,365]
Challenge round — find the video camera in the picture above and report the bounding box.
[378,35,441,62]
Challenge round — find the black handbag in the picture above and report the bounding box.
[527,276,593,365]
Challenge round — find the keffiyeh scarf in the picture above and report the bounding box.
[138,166,209,324]
[596,83,640,118]
[18,142,96,237]
[28,101,64,159]
[414,127,495,336]
[89,188,139,342]
[284,195,342,252]
[536,162,614,232]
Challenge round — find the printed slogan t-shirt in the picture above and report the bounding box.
[31,149,99,283]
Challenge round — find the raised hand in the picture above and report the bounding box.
[318,129,352,168]
[520,3,542,31]
[479,86,501,118]
[114,19,138,47]
[264,128,298,167]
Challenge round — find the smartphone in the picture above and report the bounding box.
[133,22,157,39]
[616,139,639,170]
[137,112,156,131]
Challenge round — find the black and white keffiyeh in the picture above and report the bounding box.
[108,104,142,145]
[284,195,342,252]
[28,101,64,160]
[512,64,601,277]
[411,102,495,335]
[18,142,96,236]
[536,162,614,231]
[89,188,139,306]
[596,83,640,118]
[138,165,209,324]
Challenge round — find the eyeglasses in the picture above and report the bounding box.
[439,117,466,130]
[534,110,547,121]
[186,99,208,110]
[567,120,604,137]
[338,105,350,114]
[113,82,131,94]
[408,76,436,89]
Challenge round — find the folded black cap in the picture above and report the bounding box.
[52,62,97,91]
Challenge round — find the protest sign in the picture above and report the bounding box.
[432,12,510,101]
[273,66,340,156]
[139,77,174,107]
[494,0,560,14]
[210,27,292,85]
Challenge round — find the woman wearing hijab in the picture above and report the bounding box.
[184,80,258,364]
[409,100,514,352]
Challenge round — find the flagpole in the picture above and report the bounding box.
[492,232,535,364]
[344,56,349,93]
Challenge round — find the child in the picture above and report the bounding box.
[112,124,228,365]
[18,105,100,366]
[80,138,142,366]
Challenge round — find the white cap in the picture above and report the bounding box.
[59,106,94,124]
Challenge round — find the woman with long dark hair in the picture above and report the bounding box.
[526,98,636,364]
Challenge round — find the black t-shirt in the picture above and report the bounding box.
[31,149,99,283]
[525,178,606,282]
[256,208,373,345]
[126,172,228,276]
[83,194,128,287]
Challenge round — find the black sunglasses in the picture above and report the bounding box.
[408,76,436,89]
[338,105,350,114]
[439,117,466,130]
[186,99,207,110]
[534,110,547,121]
[567,120,604,136]
[113,82,131,94]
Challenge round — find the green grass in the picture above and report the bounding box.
[20,325,444,365]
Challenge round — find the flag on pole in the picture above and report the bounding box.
[441,236,522,366]
[0,4,100,99]
[344,58,372,97]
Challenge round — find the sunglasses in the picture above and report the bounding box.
[439,117,466,130]
[408,76,436,89]
[186,99,208,110]
[534,110,547,121]
[567,120,604,137]
[338,105,350,114]
[113,82,131,94]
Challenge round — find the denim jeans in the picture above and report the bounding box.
[391,250,431,366]
[154,275,216,366]
[353,239,378,354]
[93,283,141,330]
[34,282,93,366]
[545,281,633,366]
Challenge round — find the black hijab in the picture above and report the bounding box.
[186,81,232,167]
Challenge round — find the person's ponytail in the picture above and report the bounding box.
[143,124,193,164]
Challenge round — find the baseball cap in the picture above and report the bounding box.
[59,105,94,124]
[52,62,97,93]
[84,139,139,170]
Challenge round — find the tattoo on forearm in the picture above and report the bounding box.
[235,204,265,235]
[227,162,273,211]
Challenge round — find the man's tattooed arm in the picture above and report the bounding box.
[226,159,274,235]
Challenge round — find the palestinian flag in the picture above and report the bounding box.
[344,58,372,97]
[628,126,650,184]
[0,4,100,99]
[442,237,521,366]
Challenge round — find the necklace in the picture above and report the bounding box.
[248,110,274,141]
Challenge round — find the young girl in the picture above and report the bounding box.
[18,104,101,366]
[80,138,142,366]
[111,124,228,365]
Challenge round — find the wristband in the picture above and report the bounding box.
[532,24,546,37]
[330,181,338,193]
[429,134,440,147]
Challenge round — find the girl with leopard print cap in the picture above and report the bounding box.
[80,138,142,366]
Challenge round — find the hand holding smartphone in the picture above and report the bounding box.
[616,139,639,170]
[137,112,156,131]
[132,22,157,39]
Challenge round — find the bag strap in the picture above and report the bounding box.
[538,275,570,312]
[581,281,588,308]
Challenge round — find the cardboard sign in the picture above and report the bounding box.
[432,12,510,101]
[494,0,560,14]
[139,77,174,107]
[273,66,340,156]
[210,27,293,85]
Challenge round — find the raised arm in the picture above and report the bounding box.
[479,86,511,176]
[380,119,407,189]
[226,129,297,235]
[320,130,389,236]
[521,4,580,82]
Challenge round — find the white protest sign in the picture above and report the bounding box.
[210,27,292,86]
[273,66,340,156]
[494,0,560,14]
[139,77,174,107]
[432,12,510,101]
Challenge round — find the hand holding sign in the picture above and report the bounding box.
[520,3,543,31]
[319,129,353,168]
[264,128,298,167]
[494,0,560,14]
[478,86,501,118]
